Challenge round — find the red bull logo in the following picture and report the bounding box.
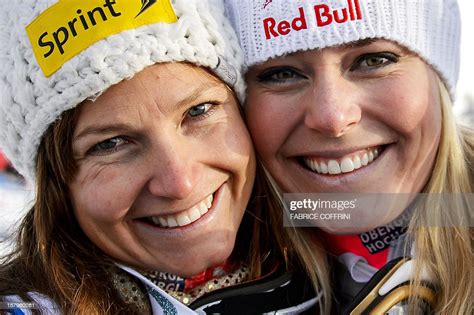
[263,0,363,40]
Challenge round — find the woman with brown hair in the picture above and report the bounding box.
[0,0,319,313]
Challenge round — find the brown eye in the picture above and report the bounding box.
[363,56,385,67]
[257,67,305,84]
[352,52,399,71]
[274,69,297,80]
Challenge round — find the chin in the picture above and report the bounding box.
[171,242,237,277]
[179,254,234,277]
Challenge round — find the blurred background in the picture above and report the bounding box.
[1,1,473,255]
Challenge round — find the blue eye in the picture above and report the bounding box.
[352,52,399,71]
[257,67,305,84]
[187,104,212,117]
[89,136,129,156]
[186,102,219,120]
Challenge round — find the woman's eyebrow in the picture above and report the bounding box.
[74,124,136,141]
[173,81,223,110]
[340,38,377,49]
[74,82,225,141]
[281,38,379,59]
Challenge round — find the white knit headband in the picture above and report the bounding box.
[0,0,245,183]
[224,0,461,98]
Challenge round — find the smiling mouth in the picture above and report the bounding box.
[300,146,386,175]
[144,193,214,229]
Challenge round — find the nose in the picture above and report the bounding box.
[146,137,196,200]
[303,74,361,137]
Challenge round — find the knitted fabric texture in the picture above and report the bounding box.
[0,0,245,183]
[224,0,461,98]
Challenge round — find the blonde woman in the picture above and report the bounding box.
[225,0,473,313]
[0,0,319,313]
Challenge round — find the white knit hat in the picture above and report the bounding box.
[224,0,460,98]
[0,0,245,183]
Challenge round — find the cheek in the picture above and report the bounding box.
[225,123,254,160]
[371,71,440,136]
[70,166,137,224]
[368,73,442,183]
[245,93,291,161]
[387,69,441,134]
[212,106,255,167]
[213,110,256,199]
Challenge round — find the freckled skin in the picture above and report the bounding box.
[245,40,441,233]
[69,63,256,276]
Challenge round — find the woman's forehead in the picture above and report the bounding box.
[246,39,418,73]
[281,39,404,59]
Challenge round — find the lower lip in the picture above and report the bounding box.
[133,183,225,237]
[295,145,391,185]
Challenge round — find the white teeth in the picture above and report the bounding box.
[148,193,214,228]
[320,161,329,174]
[353,155,362,169]
[368,151,374,162]
[188,208,201,222]
[314,162,321,173]
[159,217,168,227]
[303,147,382,176]
[167,217,178,228]
[199,204,209,215]
[328,160,341,175]
[361,153,369,166]
[340,157,355,173]
[176,213,191,226]
[206,195,213,208]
